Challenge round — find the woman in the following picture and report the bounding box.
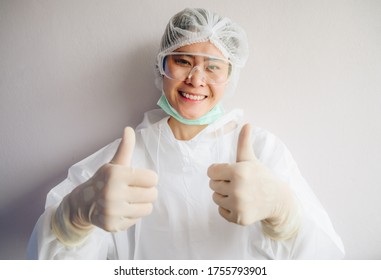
[28,8,345,259]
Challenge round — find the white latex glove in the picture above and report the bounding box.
[51,127,158,246]
[207,124,300,240]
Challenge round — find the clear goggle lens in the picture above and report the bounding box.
[160,52,232,85]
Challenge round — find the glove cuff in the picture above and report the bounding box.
[261,193,301,240]
[51,194,94,247]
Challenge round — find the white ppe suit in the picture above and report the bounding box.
[28,109,345,259]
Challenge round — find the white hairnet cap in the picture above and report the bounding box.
[155,8,249,95]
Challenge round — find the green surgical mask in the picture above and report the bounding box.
[157,94,224,126]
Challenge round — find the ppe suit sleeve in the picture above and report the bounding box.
[28,139,122,259]
[250,128,345,259]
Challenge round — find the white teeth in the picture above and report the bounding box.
[180,92,206,101]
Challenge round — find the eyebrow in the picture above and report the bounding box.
[174,53,225,62]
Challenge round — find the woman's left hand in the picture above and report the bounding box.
[207,124,300,239]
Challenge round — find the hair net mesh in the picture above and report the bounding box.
[155,8,249,94]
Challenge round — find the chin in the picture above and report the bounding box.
[179,110,206,120]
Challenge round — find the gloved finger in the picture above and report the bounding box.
[100,201,153,219]
[236,124,257,163]
[126,168,158,187]
[209,179,231,195]
[92,215,139,232]
[219,207,244,225]
[121,202,154,218]
[104,165,158,188]
[117,217,140,231]
[212,192,231,210]
[218,206,234,223]
[123,186,158,203]
[111,127,136,167]
[207,163,233,181]
[90,214,118,232]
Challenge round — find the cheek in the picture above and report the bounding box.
[210,85,225,100]
[163,78,178,96]
[162,78,170,92]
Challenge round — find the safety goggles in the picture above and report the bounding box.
[158,52,232,85]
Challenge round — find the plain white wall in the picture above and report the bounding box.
[0,0,380,259]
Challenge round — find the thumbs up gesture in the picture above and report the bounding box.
[207,124,300,239]
[52,127,158,246]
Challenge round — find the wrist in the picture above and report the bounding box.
[51,194,94,247]
[261,185,301,240]
[67,186,93,228]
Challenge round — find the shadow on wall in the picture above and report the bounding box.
[0,40,161,260]
[105,40,161,128]
[0,173,62,260]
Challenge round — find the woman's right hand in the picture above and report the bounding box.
[52,127,158,246]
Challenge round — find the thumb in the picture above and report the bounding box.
[111,127,136,166]
[236,123,257,162]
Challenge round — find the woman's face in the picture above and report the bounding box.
[162,41,227,121]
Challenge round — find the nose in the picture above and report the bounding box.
[185,66,207,87]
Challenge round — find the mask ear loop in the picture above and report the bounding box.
[211,121,222,163]
[156,121,162,176]
[111,233,120,259]
[218,127,222,163]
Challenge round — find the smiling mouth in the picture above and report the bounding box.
[179,91,207,101]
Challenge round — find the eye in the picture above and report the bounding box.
[173,57,192,67]
[206,64,221,72]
